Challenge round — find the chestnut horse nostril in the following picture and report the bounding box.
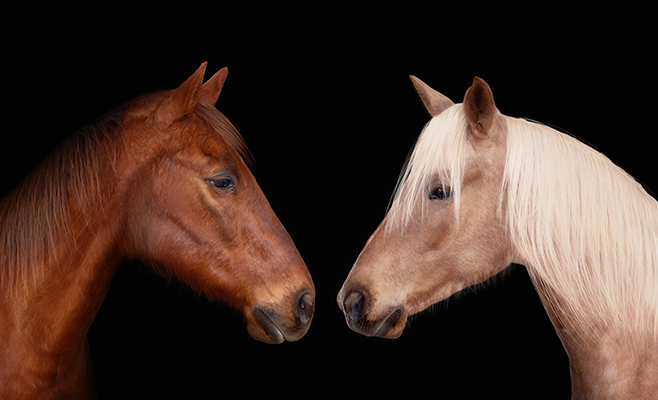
[344,291,367,322]
[295,292,314,325]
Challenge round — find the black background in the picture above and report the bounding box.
[4,6,655,399]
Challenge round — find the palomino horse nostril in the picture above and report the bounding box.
[343,291,368,322]
[295,292,315,325]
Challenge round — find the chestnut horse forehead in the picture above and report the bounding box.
[192,104,255,167]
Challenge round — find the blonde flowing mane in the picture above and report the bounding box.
[504,116,658,337]
[389,104,658,337]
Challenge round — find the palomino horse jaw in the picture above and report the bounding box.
[337,288,406,339]
[248,289,315,344]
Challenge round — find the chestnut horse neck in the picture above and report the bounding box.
[0,107,130,398]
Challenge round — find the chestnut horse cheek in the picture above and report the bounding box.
[0,63,314,400]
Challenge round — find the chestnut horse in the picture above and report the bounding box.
[0,63,315,399]
[338,76,657,399]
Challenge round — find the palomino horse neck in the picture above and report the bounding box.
[338,76,657,399]
[532,275,658,399]
[1,63,315,399]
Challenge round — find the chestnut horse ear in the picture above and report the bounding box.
[160,62,208,121]
[410,75,454,117]
[200,67,228,106]
[463,77,497,138]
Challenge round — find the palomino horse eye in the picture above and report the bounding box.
[208,176,235,191]
[429,185,452,200]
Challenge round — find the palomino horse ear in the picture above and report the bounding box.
[160,62,208,121]
[410,75,455,117]
[463,77,497,138]
[200,67,228,106]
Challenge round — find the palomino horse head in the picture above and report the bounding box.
[338,77,514,338]
[119,63,315,343]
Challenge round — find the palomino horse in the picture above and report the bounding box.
[338,76,657,398]
[0,63,315,399]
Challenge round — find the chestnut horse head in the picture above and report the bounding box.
[118,63,315,343]
[1,63,314,398]
[337,76,513,339]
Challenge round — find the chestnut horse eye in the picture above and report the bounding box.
[208,176,235,191]
[429,185,452,200]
